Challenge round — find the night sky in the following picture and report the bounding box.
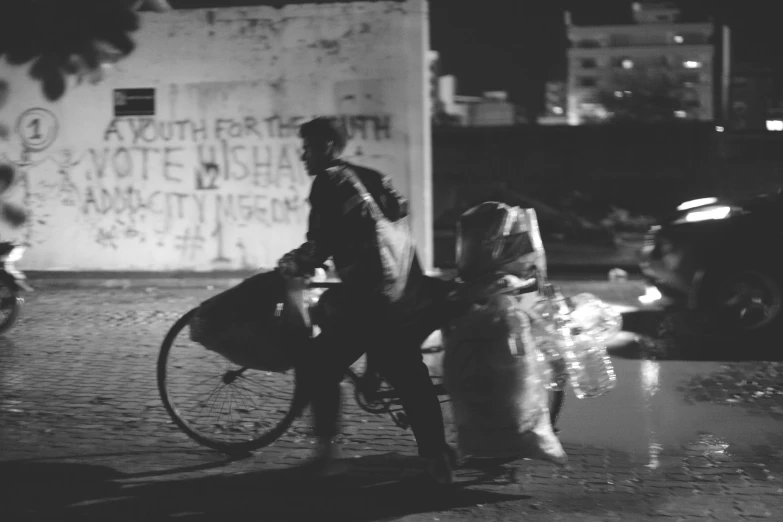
[166,1,782,113]
[429,0,783,112]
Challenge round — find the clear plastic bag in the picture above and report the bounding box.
[569,292,623,343]
[443,292,567,464]
[527,286,620,399]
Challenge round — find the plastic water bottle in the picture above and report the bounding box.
[567,336,617,399]
[529,286,569,391]
[563,292,618,399]
[532,341,554,391]
[568,293,623,343]
[533,285,617,399]
[533,335,569,391]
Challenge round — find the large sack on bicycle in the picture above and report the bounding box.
[188,270,311,372]
[456,202,547,283]
[442,276,567,465]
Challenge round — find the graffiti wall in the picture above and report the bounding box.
[0,1,430,271]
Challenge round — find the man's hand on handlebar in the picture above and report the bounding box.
[276,253,309,278]
[276,254,330,280]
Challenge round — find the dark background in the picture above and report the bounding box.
[164,1,783,116]
[429,0,782,115]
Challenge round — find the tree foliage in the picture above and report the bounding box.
[0,1,169,228]
[597,68,686,123]
[0,1,172,101]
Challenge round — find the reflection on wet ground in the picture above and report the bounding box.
[571,300,783,475]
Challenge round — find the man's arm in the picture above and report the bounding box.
[378,173,409,219]
[278,175,337,275]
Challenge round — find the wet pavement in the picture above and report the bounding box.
[1,278,782,521]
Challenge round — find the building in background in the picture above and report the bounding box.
[428,50,443,119]
[437,75,480,125]
[565,1,729,125]
[539,80,569,125]
[438,75,458,116]
[729,63,779,131]
[433,74,519,126]
[471,91,517,126]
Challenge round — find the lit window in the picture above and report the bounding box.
[622,59,634,69]
[766,120,783,131]
[715,126,725,132]
[553,106,564,115]
[673,35,684,43]
[614,90,624,98]
[674,110,687,118]
[684,61,702,69]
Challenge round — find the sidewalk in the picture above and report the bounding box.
[3,284,782,521]
[24,269,257,290]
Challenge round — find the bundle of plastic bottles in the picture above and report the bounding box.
[527,284,622,399]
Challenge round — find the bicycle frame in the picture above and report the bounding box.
[158,273,566,455]
[303,274,566,432]
[305,278,450,430]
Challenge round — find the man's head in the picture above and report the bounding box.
[299,117,347,176]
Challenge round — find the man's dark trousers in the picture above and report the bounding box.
[300,276,451,459]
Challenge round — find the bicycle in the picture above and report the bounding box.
[157,277,566,455]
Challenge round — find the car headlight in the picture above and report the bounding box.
[675,205,734,224]
[676,197,718,211]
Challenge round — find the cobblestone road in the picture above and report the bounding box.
[1,281,782,521]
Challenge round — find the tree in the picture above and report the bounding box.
[0,1,169,227]
[0,1,172,102]
[596,67,686,124]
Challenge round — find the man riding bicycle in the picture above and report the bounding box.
[277,118,456,484]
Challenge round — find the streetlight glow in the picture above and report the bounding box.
[766,120,783,131]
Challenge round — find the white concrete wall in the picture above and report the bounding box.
[0,0,431,271]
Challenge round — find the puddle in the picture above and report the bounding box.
[557,354,783,465]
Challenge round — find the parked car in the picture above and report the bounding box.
[639,189,783,338]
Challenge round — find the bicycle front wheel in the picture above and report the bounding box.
[157,308,304,454]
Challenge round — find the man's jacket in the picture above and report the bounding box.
[286,160,423,297]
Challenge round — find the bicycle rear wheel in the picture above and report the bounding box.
[157,308,305,454]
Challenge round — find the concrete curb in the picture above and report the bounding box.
[27,277,249,290]
[25,271,255,290]
[23,265,642,290]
